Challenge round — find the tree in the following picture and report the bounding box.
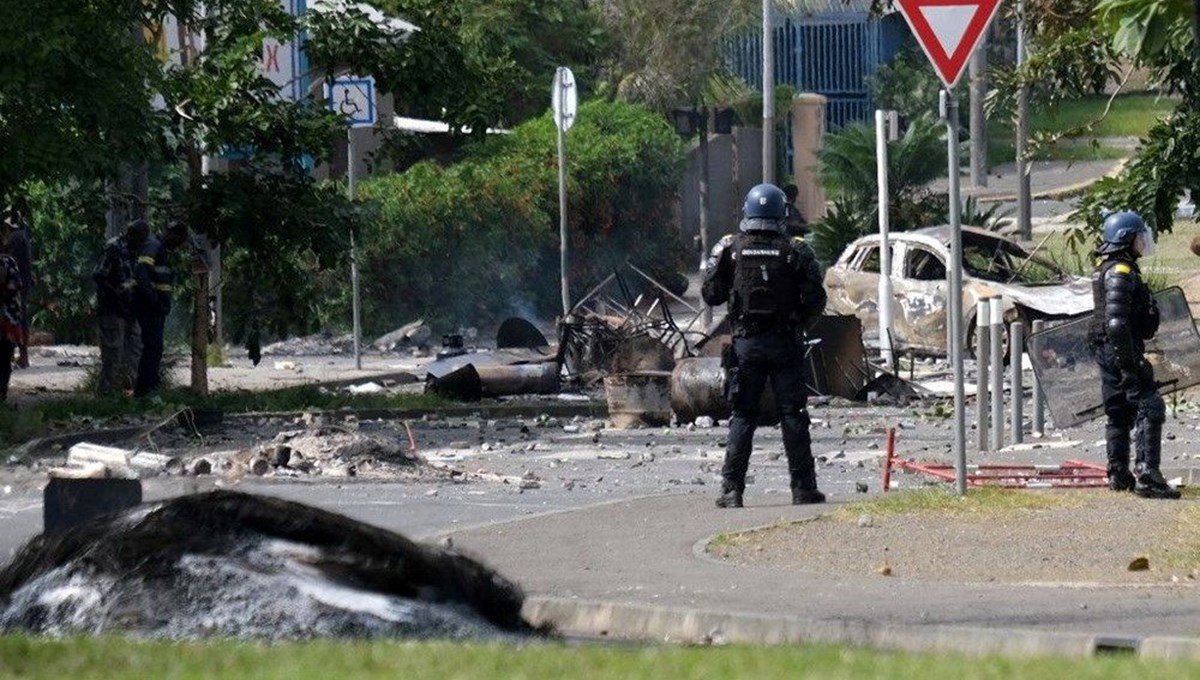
[591,0,757,111]
[984,0,1200,241]
[363,0,604,133]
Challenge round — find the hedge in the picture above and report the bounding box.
[353,99,686,335]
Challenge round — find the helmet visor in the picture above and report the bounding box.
[1134,229,1156,257]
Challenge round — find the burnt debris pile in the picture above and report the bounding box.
[0,491,535,640]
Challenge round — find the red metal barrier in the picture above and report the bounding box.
[881,432,1108,489]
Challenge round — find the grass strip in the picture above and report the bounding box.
[0,636,1191,680]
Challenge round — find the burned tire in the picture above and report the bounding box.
[966,314,1014,363]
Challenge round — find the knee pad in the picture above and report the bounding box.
[1106,410,1135,431]
[1139,394,1166,424]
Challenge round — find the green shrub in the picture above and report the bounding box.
[22,180,107,344]
[353,100,686,334]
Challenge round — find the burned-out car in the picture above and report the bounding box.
[824,226,1093,357]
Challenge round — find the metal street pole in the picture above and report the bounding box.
[348,128,362,371]
[1015,0,1032,240]
[1011,321,1025,444]
[976,298,991,451]
[969,34,989,188]
[557,105,570,316]
[762,0,775,184]
[1031,318,1046,435]
[942,90,967,496]
[699,109,713,329]
[875,110,894,366]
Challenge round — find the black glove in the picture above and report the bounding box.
[1144,299,1161,338]
[1120,358,1153,392]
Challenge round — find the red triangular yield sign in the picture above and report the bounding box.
[896,0,1003,88]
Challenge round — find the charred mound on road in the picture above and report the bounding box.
[0,491,535,640]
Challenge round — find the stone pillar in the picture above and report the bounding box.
[791,93,827,222]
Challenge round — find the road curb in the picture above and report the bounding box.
[976,158,1130,204]
[523,597,1200,659]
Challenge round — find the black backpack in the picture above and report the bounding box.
[731,231,795,325]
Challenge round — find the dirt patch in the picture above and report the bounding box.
[712,490,1200,585]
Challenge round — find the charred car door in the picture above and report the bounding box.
[892,242,949,354]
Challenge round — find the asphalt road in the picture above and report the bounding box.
[2,402,1199,640]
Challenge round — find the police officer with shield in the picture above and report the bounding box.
[1089,211,1179,499]
[701,184,827,508]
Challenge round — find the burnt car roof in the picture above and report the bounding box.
[909,225,1002,244]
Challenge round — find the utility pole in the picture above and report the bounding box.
[1015,0,1032,239]
[698,108,713,328]
[969,32,988,188]
[762,0,775,184]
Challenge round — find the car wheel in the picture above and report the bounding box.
[967,314,1012,363]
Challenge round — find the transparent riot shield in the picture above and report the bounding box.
[1027,287,1200,429]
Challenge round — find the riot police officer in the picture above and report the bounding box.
[701,184,827,508]
[1089,211,1179,499]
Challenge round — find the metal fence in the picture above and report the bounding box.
[726,10,884,132]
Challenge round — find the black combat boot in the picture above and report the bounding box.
[1107,466,1135,492]
[791,488,826,505]
[715,482,743,509]
[1134,465,1181,499]
[1106,425,1134,491]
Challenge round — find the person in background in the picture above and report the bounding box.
[0,248,24,404]
[782,184,809,238]
[94,219,148,395]
[1,204,33,368]
[133,220,188,398]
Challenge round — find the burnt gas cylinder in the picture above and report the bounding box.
[669,357,778,425]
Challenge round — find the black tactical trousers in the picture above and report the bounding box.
[0,337,12,403]
[722,329,816,491]
[1097,345,1165,472]
[135,312,166,398]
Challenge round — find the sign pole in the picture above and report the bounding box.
[897,0,1003,497]
[552,67,577,317]
[875,110,894,367]
[328,76,375,371]
[348,127,362,371]
[942,90,967,496]
[1015,0,1033,240]
[557,98,570,316]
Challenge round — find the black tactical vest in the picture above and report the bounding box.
[731,231,796,328]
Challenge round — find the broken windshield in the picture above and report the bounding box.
[961,233,1071,285]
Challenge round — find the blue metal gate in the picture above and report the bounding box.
[726,6,896,131]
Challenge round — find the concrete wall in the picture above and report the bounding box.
[678,127,763,259]
[678,94,828,252]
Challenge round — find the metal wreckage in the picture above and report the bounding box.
[417,262,872,426]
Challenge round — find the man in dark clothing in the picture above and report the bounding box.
[1088,211,1179,499]
[133,221,188,397]
[0,251,23,403]
[701,183,828,508]
[782,184,808,237]
[94,219,148,395]
[1,208,33,368]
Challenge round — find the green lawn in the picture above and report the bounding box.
[1039,219,1200,286]
[1029,94,1179,139]
[0,637,1190,680]
[987,93,1178,164]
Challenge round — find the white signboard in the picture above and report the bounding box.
[260,0,305,101]
[326,76,377,127]
[552,67,577,132]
